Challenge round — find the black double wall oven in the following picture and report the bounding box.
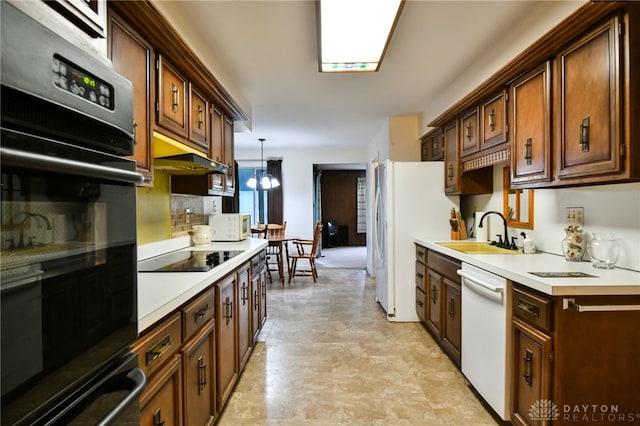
[1,3,146,424]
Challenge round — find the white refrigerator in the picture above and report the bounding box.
[374,160,460,322]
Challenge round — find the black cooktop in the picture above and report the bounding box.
[138,250,243,272]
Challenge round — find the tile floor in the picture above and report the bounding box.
[217,269,498,425]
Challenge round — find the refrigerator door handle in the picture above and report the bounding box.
[374,184,384,262]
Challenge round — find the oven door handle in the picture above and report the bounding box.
[0,147,144,184]
[96,367,146,426]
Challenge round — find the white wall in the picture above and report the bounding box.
[235,145,370,242]
[462,169,640,271]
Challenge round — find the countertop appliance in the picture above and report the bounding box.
[138,249,243,272]
[457,262,511,421]
[1,3,145,424]
[374,160,459,321]
[209,213,251,241]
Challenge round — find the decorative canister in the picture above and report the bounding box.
[561,225,584,261]
[587,233,621,269]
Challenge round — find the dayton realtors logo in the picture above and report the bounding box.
[529,400,639,423]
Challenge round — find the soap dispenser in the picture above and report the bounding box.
[520,232,535,254]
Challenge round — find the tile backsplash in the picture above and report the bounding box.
[171,194,206,236]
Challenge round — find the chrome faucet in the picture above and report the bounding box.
[478,211,516,249]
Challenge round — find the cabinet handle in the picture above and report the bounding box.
[197,356,206,395]
[563,298,640,312]
[489,108,496,131]
[132,121,137,145]
[580,117,590,152]
[524,138,532,165]
[194,304,210,322]
[431,286,437,303]
[225,296,233,324]
[197,105,204,129]
[447,164,454,179]
[241,284,248,305]
[432,139,438,152]
[254,289,259,310]
[171,83,179,113]
[517,298,539,317]
[416,300,424,308]
[465,122,472,141]
[146,335,172,366]
[153,409,165,426]
[416,272,424,280]
[448,297,455,318]
[523,349,533,386]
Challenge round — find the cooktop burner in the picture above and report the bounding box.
[138,250,243,272]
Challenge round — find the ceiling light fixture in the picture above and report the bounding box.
[247,138,280,190]
[317,0,404,73]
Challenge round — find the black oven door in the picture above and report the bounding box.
[1,129,145,425]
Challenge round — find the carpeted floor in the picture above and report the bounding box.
[315,246,366,269]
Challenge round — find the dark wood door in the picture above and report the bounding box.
[426,269,442,338]
[140,354,183,426]
[460,108,479,158]
[442,278,461,365]
[320,169,366,246]
[443,120,459,194]
[188,83,209,152]
[157,55,188,139]
[237,264,251,371]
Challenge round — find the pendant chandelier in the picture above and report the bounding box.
[247,138,280,190]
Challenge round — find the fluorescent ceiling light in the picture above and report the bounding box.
[318,0,404,73]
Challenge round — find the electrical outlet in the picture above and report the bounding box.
[566,207,584,226]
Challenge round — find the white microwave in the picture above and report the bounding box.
[208,213,251,241]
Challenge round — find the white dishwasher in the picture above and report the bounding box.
[457,262,511,421]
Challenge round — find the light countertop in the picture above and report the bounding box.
[415,238,640,296]
[137,237,268,333]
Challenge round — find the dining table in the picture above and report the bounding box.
[251,228,299,282]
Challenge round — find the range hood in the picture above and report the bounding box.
[154,153,227,175]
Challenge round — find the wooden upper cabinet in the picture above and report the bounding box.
[210,107,225,192]
[223,118,235,194]
[554,15,622,182]
[157,55,188,139]
[481,90,508,150]
[443,120,460,194]
[421,128,444,161]
[108,10,154,186]
[510,62,552,186]
[188,83,209,152]
[460,108,480,158]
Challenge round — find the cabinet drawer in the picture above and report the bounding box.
[133,311,182,379]
[415,261,427,292]
[415,244,427,265]
[427,250,460,281]
[182,287,215,342]
[251,251,266,276]
[513,286,552,332]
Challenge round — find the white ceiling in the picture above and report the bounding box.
[152,1,583,151]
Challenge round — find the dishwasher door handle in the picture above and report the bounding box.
[457,270,504,293]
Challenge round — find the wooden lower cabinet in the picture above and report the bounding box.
[182,322,216,426]
[416,245,462,367]
[511,285,640,425]
[140,354,183,426]
[215,273,239,410]
[133,251,267,425]
[512,317,552,426]
[441,278,461,362]
[237,263,252,372]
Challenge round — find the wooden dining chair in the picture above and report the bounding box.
[288,221,323,283]
[266,222,286,284]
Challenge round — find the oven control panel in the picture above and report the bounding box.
[52,54,114,110]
